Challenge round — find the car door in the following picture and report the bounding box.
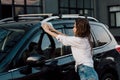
[11,26,63,80]
[0,71,13,80]
[10,27,46,80]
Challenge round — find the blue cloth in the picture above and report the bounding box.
[77,64,99,80]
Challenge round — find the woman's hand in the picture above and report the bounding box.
[41,22,51,32]
[42,22,56,32]
[41,22,65,37]
[41,22,58,38]
[48,23,56,31]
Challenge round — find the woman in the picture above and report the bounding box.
[42,18,98,80]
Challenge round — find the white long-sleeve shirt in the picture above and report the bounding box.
[56,35,93,69]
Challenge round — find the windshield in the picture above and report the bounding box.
[0,28,25,61]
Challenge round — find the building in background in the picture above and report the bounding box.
[0,0,95,18]
[0,0,43,18]
[94,0,120,39]
[0,0,120,38]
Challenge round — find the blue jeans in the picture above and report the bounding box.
[77,64,99,80]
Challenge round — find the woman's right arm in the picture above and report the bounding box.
[50,27,65,35]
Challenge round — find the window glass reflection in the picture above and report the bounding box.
[91,24,111,46]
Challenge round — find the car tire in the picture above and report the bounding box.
[100,72,118,80]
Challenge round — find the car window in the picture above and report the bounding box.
[0,28,24,62]
[15,29,55,68]
[53,29,63,57]
[63,24,73,55]
[0,28,24,51]
[41,34,51,50]
[91,24,111,47]
[10,29,42,69]
[52,24,73,57]
[65,24,74,36]
[41,33,55,59]
[0,29,9,50]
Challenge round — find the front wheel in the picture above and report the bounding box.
[100,72,118,80]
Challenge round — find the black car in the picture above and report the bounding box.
[0,14,120,80]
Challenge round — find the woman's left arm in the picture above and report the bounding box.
[42,22,65,38]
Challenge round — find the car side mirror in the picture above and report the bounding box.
[26,53,45,67]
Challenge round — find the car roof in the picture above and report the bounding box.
[41,14,99,22]
[0,14,98,24]
[0,21,40,31]
[0,14,99,31]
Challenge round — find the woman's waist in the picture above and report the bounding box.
[76,61,94,68]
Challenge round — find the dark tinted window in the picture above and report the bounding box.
[0,29,9,50]
[41,34,55,59]
[53,24,73,57]
[65,23,74,36]
[53,29,64,57]
[0,28,24,61]
[16,30,42,68]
